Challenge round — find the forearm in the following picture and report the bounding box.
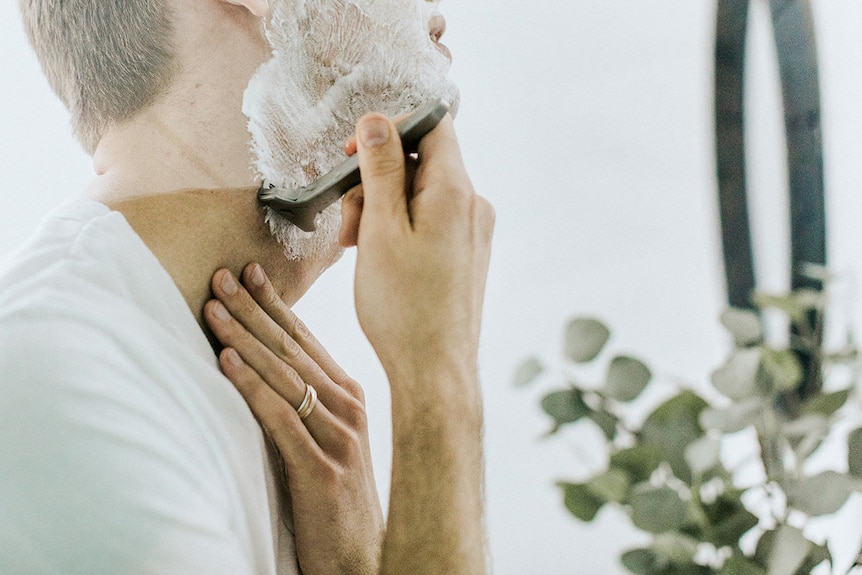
[380,363,488,575]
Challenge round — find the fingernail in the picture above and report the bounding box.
[221,272,238,296]
[250,264,266,288]
[225,348,243,367]
[359,118,390,148]
[213,301,231,322]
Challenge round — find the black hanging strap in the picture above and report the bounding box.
[714,0,826,309]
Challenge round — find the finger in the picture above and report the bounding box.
[354,113,409,234]
[344,111,412,158]
[218,346,328,466]
[339,186,364,248]
[209,271,350,409]
[344,137,358,157]
[410,114,474,226]
[208,305,348,448]
[239,265,367,407]
[241,265,358,391]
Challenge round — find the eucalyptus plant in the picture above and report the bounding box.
[516,286,862,575]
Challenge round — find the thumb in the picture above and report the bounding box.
[355,114,409,233]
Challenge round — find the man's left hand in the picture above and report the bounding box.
[204,263,384,575]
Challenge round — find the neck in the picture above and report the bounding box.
[101,187,321,335]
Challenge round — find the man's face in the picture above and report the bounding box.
[244,0,460,263]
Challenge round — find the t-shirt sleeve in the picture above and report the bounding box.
[0,321,252,575]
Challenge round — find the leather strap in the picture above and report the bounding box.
[714,0,826,309]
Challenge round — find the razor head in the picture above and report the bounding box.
[257,98,450,232]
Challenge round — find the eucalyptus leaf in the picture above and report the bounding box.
[721,308,764,347]
[564,318,610,363]
[513,357,544,388]
[652,532,699,565]
[752,291,821,324]
[605,356,651,402]
[588,409,618,441]
[765,525,811,575]
[801,389,850,418]
[781,414,828,440]
[782,415,828,462]
[718,556,767,575]
[610,445,663,484]
[793,542,832,575]
[684,435,721,478]
[641,391,708,485]
[711,348,762,401]
[699,398,762,433]
[621,548,663,575]
[587,468,630,503]
[629,484,688,534]
[785,471,856,516]
[541,389,590,429]
[758,349,803,394]
[559,482,604,522]
[702,490,759,548]
[849,427,862,477]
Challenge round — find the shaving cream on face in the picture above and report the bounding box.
[244,0,460,262]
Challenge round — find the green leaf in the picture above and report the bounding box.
[564,318,610,363]
[629,484,688,534]
[587,468,630,503]
[752,290,823,324]
[684,435,721,478]
[641,391,708,484]
[721,308,764,347]
[513,357,544,387]
[653,532,698,565]
[605,356,651,402]
[588,409,618,441]
[699,398,762,433]
[793,542,832,575]
[762,525,811,575]
[849,427,862,477]
[559,482,604,522]
[784,415,829,466]
[784,471,857,516]
[711,348,762,400]
[758,349,803,394]
[541,388,590,429]
[718,557,767,575]
[701,491,759,548]
[801,389,850,417]
[621,548,663,575]
[610,445,663,484]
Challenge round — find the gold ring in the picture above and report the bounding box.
[296,384,318,421]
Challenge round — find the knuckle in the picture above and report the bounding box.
[340,377,366,403]
[365,152,404,180]
[341,395,368,430]
[332,425,364,462]
[476,196,496,231]
[276,330,301,359]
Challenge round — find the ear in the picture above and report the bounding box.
[224,0,269,17]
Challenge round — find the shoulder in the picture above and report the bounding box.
[0,202,266,574]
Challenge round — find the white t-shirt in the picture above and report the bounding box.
[0,200,300,575]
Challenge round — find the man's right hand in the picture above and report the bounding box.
[341,112,495,386]
[341,112,494,575]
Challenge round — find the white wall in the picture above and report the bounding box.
[4,2,862,573]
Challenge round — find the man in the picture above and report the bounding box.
[0,1,494,574]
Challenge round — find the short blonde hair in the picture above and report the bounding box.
[19,0,177,154]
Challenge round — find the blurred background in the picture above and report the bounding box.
[4,1,862,573]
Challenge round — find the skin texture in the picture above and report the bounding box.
[80,0,493,573]
[206,114,494,575]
